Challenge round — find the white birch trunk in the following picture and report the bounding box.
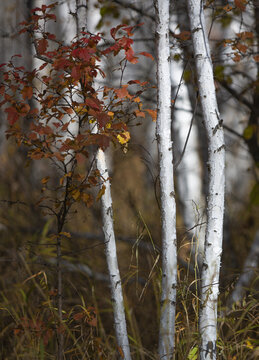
[96,149,132,360]
[155,0,178,358]
[170,13,206,268]
[187,1,225,359]
[87,3,131,358]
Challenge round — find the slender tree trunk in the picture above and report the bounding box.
[56,234,64,360]
[96,149,132,360]
[84,3,131,358]
[170,9,206,270]
[187,1,225,359]
[154,0,178,358]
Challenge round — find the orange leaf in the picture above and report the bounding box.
[53,152,65,161]
[232,53,241,62]
[118,346,125,359]
[19,103,30,116]
[115,86,129,99]
[135,110,145,118]
[133,97,141,103]
[237,31,253,40]
[139,52,154,60]
[22,86,33,100]
[236,43,247,53]
[145,109,157,122]
[41,176,50,184]
[14,328,22,336]
[223,4,233,12]
[62,107,73,114]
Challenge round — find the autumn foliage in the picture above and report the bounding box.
[0,3,155,217]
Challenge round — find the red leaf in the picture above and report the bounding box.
[46,32,56,40]
[235,0,246,11]
[28,132,38,140]
[78,48,91,62]
[128,80,141,85]
[110,24,126,40]
[5,106,19,125]
[39,62,48,71]
[61,123,69,131]
[125,47,138,64]
[71,66,81,81]
[37,38,48,54]
[95,112,110,128]
[139,52,154,60]
[0,85,5,96]
[119,36,133,49]
[73,312,84,321]
[85,98,102,111]
[123,25,134,37]
[174,31,191,41]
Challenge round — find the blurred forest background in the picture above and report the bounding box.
[0,0,258,359]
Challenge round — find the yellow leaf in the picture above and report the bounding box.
[75,105,88,114]
[96,185,106,201]
[117,131,130,144]
[108,111,114,117]
[246,339,253,350]
[72,189,81,201]
[82,193,90,203]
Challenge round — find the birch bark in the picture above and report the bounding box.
[187,1,225,359]
[170,11,206,270]
[87,3,131,358]
[154,0,178,358]
[96,149,132,360]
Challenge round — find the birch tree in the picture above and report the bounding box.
[86,3,131,358]
[187,1,225,359]
[170,8,206,270]
[96,149,132,360]
[154,0,178,358]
